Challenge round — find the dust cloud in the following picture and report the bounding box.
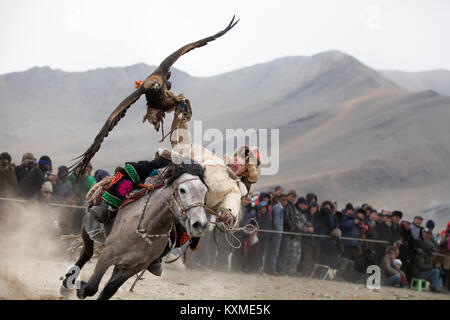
[0,201,70,299]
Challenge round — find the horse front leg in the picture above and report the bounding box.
[76,248,114,299]
[97,265,146,300]
[60,226,94,296]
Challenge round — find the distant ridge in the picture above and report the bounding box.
[1,51,449,225]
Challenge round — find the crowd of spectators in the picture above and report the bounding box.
[187,185,450,293]
[1,151,449,293]
[0,151,111,235]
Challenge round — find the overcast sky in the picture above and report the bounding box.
[0,0,449,77]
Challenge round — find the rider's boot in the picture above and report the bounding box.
[147,243,172,276]
[147,258,163,276]
[87,201,113,224]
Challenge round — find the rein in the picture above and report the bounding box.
[135,176,219,255]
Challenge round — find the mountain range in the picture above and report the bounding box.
[1,50,449,229]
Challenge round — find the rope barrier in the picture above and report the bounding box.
[210,217,392,246]
[1,196,446,252]
[0,197,87,209]
[253,228,391,244]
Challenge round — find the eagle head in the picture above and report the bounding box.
[143,75,163,91]
[150,81,161,90]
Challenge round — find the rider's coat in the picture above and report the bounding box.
[155,144,246,229]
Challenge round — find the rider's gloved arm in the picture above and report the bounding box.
[218,190,243,229]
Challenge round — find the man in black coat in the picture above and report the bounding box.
[15,152,45,199]
[398,220,415,283]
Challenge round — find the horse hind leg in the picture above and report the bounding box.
[60,226,94,295]
[97,265,145,300]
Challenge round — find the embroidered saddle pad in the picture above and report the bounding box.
[84,174,165,244]
[119,182,165,209]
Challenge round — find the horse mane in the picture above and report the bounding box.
[163,158,205,186]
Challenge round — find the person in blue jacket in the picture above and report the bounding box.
[339,202,361,261]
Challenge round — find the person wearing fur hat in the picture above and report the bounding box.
[15,152,45,199]
[0,152,17,198]
[34,181,53,203]
[306,193,318,206]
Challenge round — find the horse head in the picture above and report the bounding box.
[165,159,208,238]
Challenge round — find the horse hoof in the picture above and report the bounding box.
[76,281,87,299]
[60,284,73,297]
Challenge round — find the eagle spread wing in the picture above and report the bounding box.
[154,15,239,77]
[70,16,239,178]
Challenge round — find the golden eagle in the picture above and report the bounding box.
[70,16,239,176]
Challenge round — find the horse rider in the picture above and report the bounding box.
[87,100,261,274]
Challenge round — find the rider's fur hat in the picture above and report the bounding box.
[232,145,260,184]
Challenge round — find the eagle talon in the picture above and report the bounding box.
[175,100,192,121]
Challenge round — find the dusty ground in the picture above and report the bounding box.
[1,255,449,300]
[0,206,448,301]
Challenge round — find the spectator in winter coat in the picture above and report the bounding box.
[412,238,443,293]
[231,196,257,272]
[339,203,361,261]
[306,192,318,206]
[255,201,271,273]
[295,197,308,214]
[313,200,336,250]
[0,152,17,197]
[15,152,45,199]
[355,208,370,252]
[38,155,53,180]
[299,201,321,275]
[374,214,393,264]
[67,166,97,204]
[235,195,260,273]
[281,191,311,276]
[381,246,408,288]
[425,220,435,234]
[398,220,415,283]
[264,194,287,275]
[53,166,72,203]
[273,185,284,204]
[94,169,111,183]
[390,211,403,244]
[35,181,53,203]
[256,192,270,206]
[410,216,424,243]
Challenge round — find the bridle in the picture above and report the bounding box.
[166,177,211,222]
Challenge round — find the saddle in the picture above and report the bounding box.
[119,181,165,209]
[84,173,166,244]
